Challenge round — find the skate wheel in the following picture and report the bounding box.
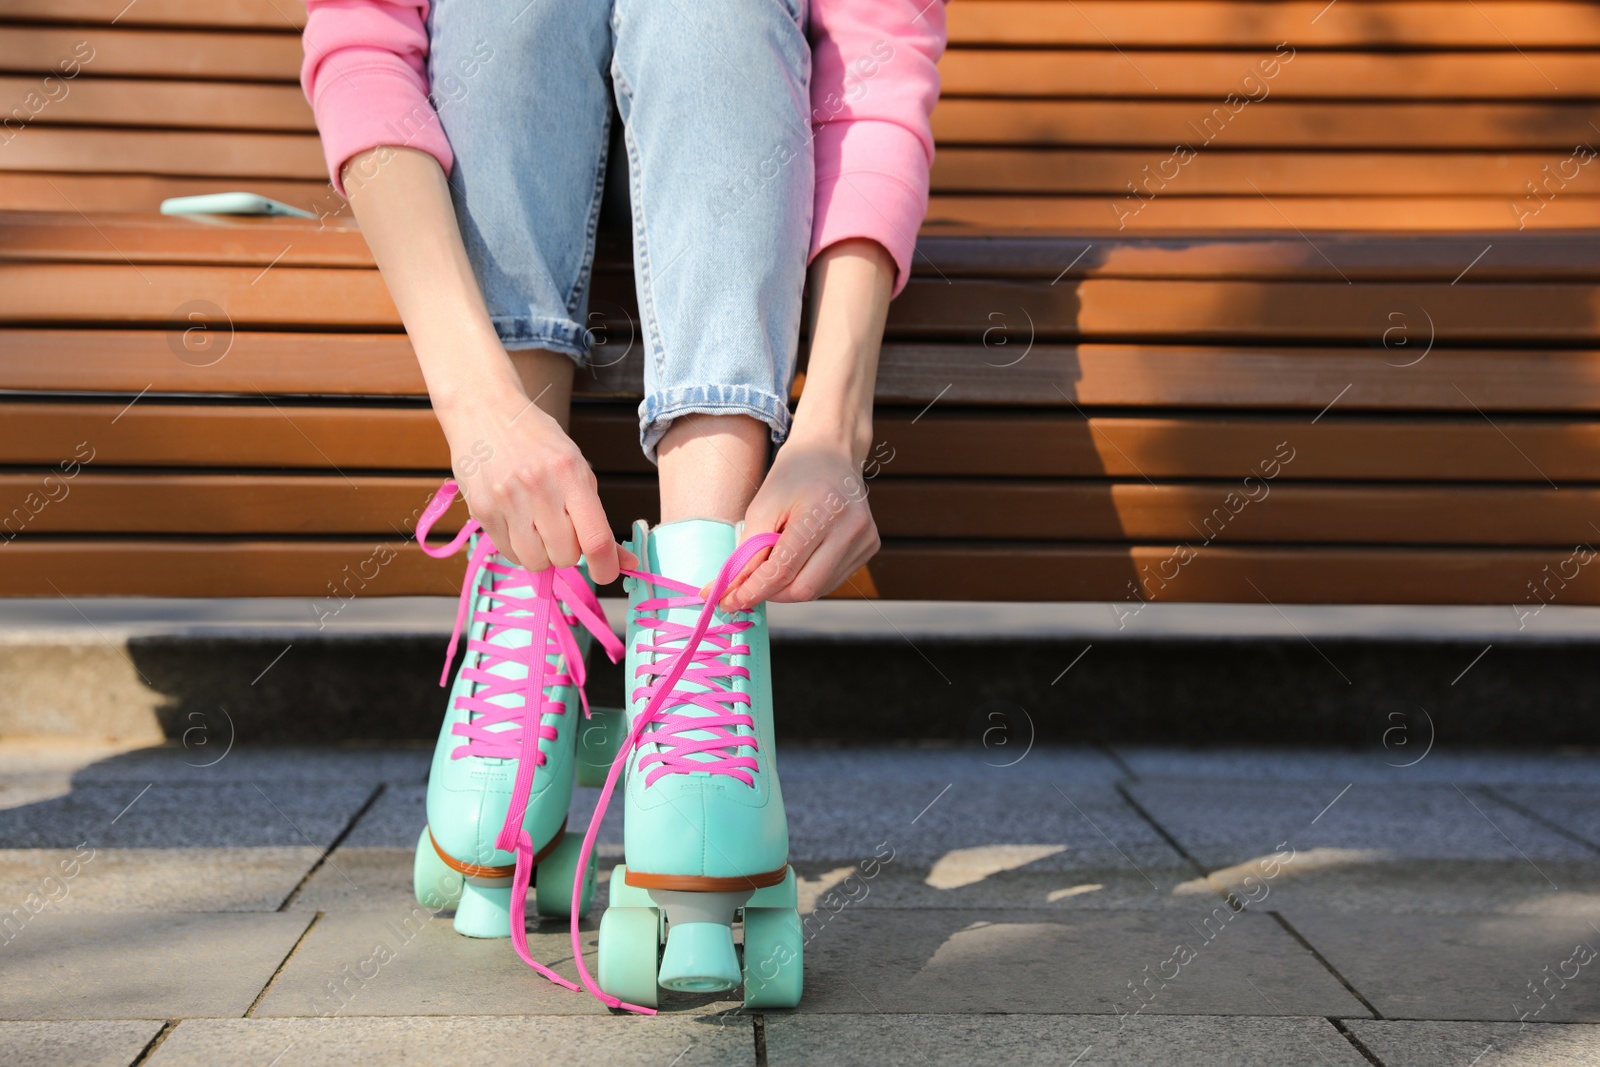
[606,864,655,909]
[576,707,626,788]
[742,908,803,1008]
[598,906,660,1009]
[413,826,463,910]
[534,832,596,919]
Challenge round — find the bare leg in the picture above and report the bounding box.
[507,349,576,432]
[657,413,767,524]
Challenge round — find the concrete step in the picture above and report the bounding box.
[4,598,1600,748]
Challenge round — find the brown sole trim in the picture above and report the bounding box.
[624,864,789,892]
[427,816,569,880]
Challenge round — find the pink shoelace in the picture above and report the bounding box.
[416,481,623,991]
[568,531,782,1014]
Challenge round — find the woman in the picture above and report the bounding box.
[301,0,943,1011]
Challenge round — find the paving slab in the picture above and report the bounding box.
[766,1013,1369,1066]
[252,908,740,1018]
[791,907,1368,1017]
[289,783,620,912]
[1223,859,1600,918]
[788,864,1197,913]
[0,1020,165,1067]
[1345,1020,1600,1066]
[0,847,319,912]
[0,781,377,850]
[146,1015,750,1066]
[1117,747,1600,786]
[1492,786,1600,853]
[1127,780,1592,869]
[1129,780,1600,916]
[777,746,1126,785]
[0,912,313,1019]
[785,780,1179,872]
[0,742,147,814]
[1281,910,1600,1022]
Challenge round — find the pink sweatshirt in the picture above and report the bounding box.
[300,0,945,295]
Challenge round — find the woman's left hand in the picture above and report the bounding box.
[711,434,879,611]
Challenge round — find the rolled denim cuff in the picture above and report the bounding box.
[491,313,591,364]
[638,385,793,464]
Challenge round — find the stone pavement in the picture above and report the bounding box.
[3,742,1600,1066]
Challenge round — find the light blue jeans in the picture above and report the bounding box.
[428,0,813,461]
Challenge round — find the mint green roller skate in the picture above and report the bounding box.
[413,481,622,989]
[568,521,802,1012]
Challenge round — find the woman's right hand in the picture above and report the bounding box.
[435,388,632,585]
[337,147,631,584]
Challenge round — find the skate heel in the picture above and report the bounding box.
[658,921,740,992]
[454,876,514,938]
[652,889,749,993]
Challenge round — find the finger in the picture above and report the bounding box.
[534,500,583,570]
[768,530,865,604]
[705,544,771,605]
[565,489,620,584]
[508,507,552,573]
[475,513,519,566]
[618,544,640,571]
[699,506,778,602]
[725,516,826,611]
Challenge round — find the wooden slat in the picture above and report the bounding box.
[938,50,1600,99]
[0,174,340,216]
[866,482,1600,544]
[0,540,459,598]
[11,214,1600,284]
[868,543,1600,604]
[12,331,1600,413]
[0,27,302,80]
[926,195,1600,232]
[0,77,312,131]
[3,539,1595,603]
[947,3,1600,49]
[0,128,326,179]
[0,213,371,267]
[15,24,1594,97]
[0,472,658,541]
[0,329,428,395]
[11,0,1600,45]
[886,278,1600,344]
[0,264,399,328]
[0,400,653,475]
[873,412,1600,482]
[870,343,1600,413]
[932,149,1600,197]
[15,401,1600,482]
[909,232,1600,282]
[10,473,1600,546]
[933,100,1600,150]
[11,263,1600,347]
[0,1,306,31]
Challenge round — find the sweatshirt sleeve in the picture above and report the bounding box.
[300,0,454,197]
[807,0,947,296]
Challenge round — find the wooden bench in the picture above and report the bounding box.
[4,0,1600,606]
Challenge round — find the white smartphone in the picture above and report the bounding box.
[159,192,316,218]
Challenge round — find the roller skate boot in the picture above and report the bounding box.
[569,520,802,1012]
[411,481,622,988]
